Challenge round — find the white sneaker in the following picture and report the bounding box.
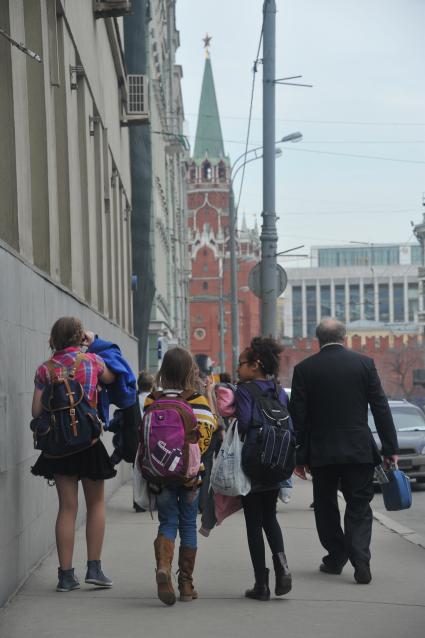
[279,488,292,504]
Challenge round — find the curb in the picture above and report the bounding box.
[372,509,425,550]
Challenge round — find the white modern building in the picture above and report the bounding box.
[282,244,420,339]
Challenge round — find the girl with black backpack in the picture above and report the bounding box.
[31,317,117,592]
[236,336,293,601]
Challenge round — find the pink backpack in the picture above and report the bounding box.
[215,382,237,417]
[139,390,200,485]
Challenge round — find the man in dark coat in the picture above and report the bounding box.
[289,318,398,584]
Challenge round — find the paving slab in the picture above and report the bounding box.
[1,478,424,638]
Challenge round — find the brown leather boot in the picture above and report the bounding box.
[154,534,176,606]
[178,546,198,602]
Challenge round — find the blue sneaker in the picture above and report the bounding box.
[56,568,80,592]
[85,560,113,587]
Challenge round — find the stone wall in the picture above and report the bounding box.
[0,243,137,605]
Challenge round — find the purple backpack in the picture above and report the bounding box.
[139,390,200,485]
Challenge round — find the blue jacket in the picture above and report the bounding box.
[88,338,137,426]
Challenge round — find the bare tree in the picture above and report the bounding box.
[383,344,425,400]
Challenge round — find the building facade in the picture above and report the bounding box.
[144,0,189,370]
[0,0,137,605]
[282,244,420,340]
[187,46,260,373]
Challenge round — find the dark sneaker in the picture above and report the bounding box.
[56,568,80,592]
[85,560,113,588]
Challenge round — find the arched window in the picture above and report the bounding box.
[189,162,196,182]
[202,160,212,181]
[218,161,226,181]
[203,281,208,290]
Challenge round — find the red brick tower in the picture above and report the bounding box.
[187,43,260,375]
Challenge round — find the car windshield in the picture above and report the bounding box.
[368,406,425,432]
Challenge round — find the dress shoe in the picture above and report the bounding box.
[319,563,344,575]
[354,563,372,584]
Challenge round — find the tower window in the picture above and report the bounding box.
[202,160,212,181]
[218,161,226,181]
[203,281,208,290]
[189,163,196,182]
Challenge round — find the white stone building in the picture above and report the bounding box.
[145,0,189,369]
[282,244,420,339]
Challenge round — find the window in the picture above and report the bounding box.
[202,160,212,181]
[408,283,418,321]
[411,245,422,265]
[202,264,208,273]
[349,284,360,321]
[379,284,389,321]
[218,161,226,181]
[393,283,404,322]
[202,281,208,290]
[320,285,331,318]
[189,162,196,182]
[364,283,375,320]
[335,284,346,321]
[306,286,317,337]
[292,286,302,338]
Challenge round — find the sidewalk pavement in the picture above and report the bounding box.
[1,478,424,638]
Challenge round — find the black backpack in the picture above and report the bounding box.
[241,381,295,485]
[30,353,102,458]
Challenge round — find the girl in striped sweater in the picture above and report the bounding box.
[143,347,217,605]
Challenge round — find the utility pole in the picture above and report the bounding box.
[260,0,278,337]
[229,187,239,379]
[413,194,425,337]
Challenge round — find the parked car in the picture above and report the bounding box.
[368,400,425,482]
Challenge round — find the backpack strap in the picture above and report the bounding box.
[62,376,79,436]
[243,381,268,399]
[45,359,60,383]
[69,352,88,378]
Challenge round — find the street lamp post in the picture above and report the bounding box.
[260,0,277,337]
[228,135,302,379]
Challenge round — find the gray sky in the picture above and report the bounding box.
[176,0,425,265]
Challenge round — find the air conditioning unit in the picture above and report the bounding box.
[121,74,149,126]
[93,0,132,18]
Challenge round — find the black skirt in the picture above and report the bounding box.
[31,440,117,482]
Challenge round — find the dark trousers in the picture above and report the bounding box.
[242,490,285,575]
[312,464,375,567]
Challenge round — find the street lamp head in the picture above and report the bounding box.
[274,148,283,157]
[280,131,303,143]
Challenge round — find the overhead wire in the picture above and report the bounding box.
[234,9,265,214]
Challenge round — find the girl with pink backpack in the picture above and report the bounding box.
[140,347,217,606]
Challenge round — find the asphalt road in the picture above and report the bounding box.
[372,482,425,537]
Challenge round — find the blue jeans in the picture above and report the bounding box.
[156,486,200,548]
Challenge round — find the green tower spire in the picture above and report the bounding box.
[193,47,225,162]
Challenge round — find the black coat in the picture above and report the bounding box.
[289,344,398,467]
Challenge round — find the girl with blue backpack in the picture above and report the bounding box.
[236,337,293,601]
[31,317,117,592]
[140,347,217,606]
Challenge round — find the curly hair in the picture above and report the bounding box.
[49,317,84,352]
[244,336,283,378]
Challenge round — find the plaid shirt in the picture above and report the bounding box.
[35,347,105,403]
